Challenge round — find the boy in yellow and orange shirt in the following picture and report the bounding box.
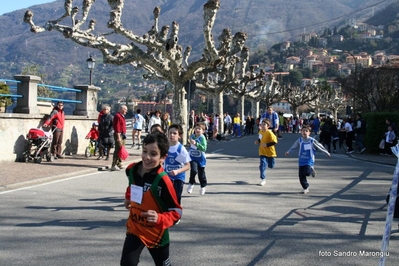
[254,119,277,186]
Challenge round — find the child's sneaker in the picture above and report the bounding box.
[259,179,266,186]
[302,188,309,194]
[199,187,206,195]
[187,184,194,194]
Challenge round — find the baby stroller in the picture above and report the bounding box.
[22,127,55,163]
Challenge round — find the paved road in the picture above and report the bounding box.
[1,132,399,265]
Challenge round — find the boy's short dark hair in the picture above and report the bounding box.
[302,125,311,131]
[143,132,169,157]
[262,119,271,127]
[169,123,183,135]
[137,109,141,113]
[150,124,163,133]
[195,122,206,131]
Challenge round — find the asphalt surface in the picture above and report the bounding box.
[1,131,397,191]
[1,131,399,266]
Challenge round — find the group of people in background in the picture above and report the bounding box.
[42,101,399,265]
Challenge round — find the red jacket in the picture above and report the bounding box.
[113,112,126,134]
[86,128,99,140]
[44,107,65,130]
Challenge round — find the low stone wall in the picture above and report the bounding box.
[0,113,97,162]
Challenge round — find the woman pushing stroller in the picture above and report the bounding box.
[43,101,65,159]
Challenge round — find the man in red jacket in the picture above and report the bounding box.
[43,101,65,159]
[111,105,128,171]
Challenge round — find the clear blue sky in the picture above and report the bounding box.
[1,0,55,15]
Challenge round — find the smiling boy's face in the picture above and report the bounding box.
[141,142,166,171]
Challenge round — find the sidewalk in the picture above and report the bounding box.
[1,134,397,191]
[0,148,142,191]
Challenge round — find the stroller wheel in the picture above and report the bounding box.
[46,154,54,162]
[34,157,42,164]
[85,147,91,158]
[22,153,29,163]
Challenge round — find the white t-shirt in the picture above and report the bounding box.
[133,114,145,130]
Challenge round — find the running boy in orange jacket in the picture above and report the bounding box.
[120,132,182,266]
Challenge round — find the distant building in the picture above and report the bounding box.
[299,33,317,43]
[345,53,372,68]
[387,55,399,66]
[271,100,291,113]
[331,35,344,43]
[318,37,328,47]
[281,41,291,51]
[373,52,387,66]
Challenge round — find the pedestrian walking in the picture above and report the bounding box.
[111,105,127,171]
[42,101,65,159]
[342,117,354,154]
[132,109,145,149]
[355,113,367,153]
[233,113,242,137]
[380,126,397,156]
[285,125,331,194]
[120,132,182,266]
[147,110,162,132]
[254,119,277,186]
[187,122,208,195]
[98,105,114,160]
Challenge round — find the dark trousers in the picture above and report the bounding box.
[298,165,312,189]
[189,161,207,187]
[120,234,171,266]
[384,142,395,155]
[51,129,63,156]
[346,131,354,152]
[172,179,184,205]
[112,135,125,167]
[356,133,365,151]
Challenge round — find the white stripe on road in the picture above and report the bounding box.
[211,149,224,154]
[0,171,109,195]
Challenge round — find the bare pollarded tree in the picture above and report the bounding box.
[23,0,248,144]
[195,42,249,132]
[281,84,320,116]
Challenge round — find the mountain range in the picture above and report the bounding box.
[0,0,397,100]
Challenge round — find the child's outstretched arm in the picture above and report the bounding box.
[285,139,301,156]
[313,139,331,157]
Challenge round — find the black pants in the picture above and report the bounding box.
[298,165,312,189]
[346,131,354,152]
[172,179,184,205]
[120,234,171,266]
[189,161,207,187]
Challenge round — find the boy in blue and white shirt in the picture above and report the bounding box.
[164,124,191,204]
[285,125,330,194]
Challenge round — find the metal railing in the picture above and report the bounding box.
[0,79,82,104]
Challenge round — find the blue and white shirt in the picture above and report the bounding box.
[164,143,191,182]
[189,134,207,167]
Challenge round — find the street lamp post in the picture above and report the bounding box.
[86,55,96,85]
[345,51,358,114]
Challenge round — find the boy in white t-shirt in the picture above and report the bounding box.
[132,109,145,149]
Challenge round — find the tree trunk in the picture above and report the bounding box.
[172,84,188,144]
[214,90,224,134]
[238,95,245,127]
